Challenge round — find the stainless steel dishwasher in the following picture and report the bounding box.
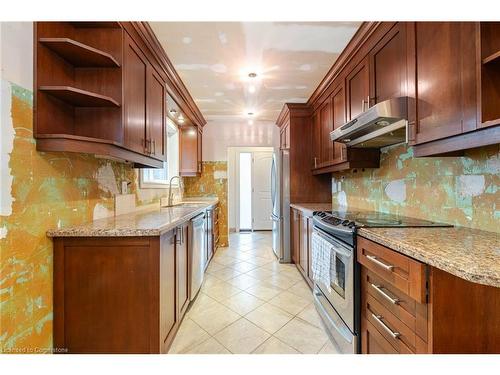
[190,212,206,300]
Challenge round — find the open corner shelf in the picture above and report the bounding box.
[482,50,500,65]
[39,37,120,67]
[39,86,120,107]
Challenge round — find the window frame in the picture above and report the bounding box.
[139,119,179,189]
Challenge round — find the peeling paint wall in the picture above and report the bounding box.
[332,144,500,233]
[0,22,186,353]
[183,162,229,246]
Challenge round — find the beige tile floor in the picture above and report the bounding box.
[169,231,338,354]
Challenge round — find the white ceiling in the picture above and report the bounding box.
[150,22,360,123]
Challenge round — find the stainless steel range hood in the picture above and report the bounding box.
[330,97,408,148]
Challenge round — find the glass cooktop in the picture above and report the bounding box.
[318,209,451,228]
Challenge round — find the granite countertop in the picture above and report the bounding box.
[47,198,218,238]
[290,203,332,216]
[358,226,500,288]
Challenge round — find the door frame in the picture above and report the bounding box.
[227,146,274,233]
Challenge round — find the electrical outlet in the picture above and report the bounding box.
[121,181,129,195]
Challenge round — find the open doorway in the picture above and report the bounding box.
[228,147,274,233]
[239,153,252,230]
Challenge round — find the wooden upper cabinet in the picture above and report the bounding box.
[409,22,478,145]
[146,65,166,161]
[319,99,333,166]
[311,111,321,168]
[331,83,347,163]
[313,80,347,170]
[280,123,290,150]
[179,126,200,176]
[123,33,148,154]
[346,57,370,121]
[197,128,203,173]
[369,22,407,104]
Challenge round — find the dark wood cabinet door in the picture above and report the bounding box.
[299,213,309,277]
[146,65,166,161]
[197,128,203,173]
[60,238,155,353]
[307,217,313,280]
[369,23,407,105]
[361,317,400,354]
[285,124,291,149]
[311,111,321,169]
[291,208,300,265]
[331,83,347,163]
[160,230,177,346]
[410,22,478,144]
[179,126,199,176]
[319,99,333,166]
[280,123,290,150]
[123,33,147,154]
[346,57,370,121]
[176,223,190,319]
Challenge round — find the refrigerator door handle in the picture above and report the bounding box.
[271,156,276,209]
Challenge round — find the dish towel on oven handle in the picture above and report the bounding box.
[311,231,336,294]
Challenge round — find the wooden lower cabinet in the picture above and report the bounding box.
[53,223,195,353]
[291,208,313,287]
[291,208,300,265]
[176,222,190,322]
[358,236,500,354]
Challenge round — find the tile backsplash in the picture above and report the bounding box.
[332,143,499,232]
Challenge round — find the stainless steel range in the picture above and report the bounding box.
[311,209,451,354]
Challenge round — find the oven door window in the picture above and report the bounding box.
[330,251,346,298]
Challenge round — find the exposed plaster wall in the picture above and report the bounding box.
[332,144,500,233]
[0,22,180,353]
[183,161,229,247]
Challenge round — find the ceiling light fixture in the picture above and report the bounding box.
[247,112,254,116]
[169,109,177,115]
[248,72,257,78]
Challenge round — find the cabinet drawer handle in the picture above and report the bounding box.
[370,283,400,305]
[366,255,394,271]
[371,314,400,339]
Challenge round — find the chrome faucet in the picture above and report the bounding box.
[167,176,184,206]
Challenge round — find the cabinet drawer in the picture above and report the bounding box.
[362,269,415,327]
[364,291,417,352]
[357,236,427,303]
[361,317,410,354]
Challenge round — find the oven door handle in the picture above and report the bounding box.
[313,229,353,257]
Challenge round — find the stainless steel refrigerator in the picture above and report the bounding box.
[271,148,290,263]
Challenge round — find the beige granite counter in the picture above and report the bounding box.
[290,203,332,216]
[47,198,218,238]
[358,226,500,288]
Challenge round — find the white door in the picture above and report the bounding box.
[252,151,273,230]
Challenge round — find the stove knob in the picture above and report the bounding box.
[348,221,356,228]
[342,220,350,226]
